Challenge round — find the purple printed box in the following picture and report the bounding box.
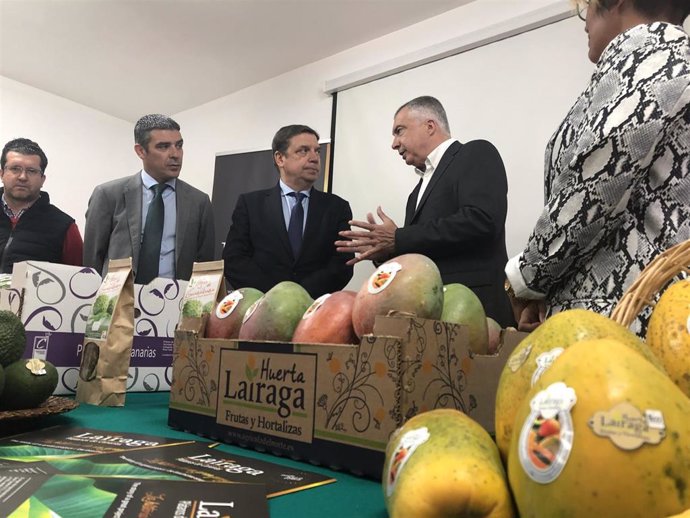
[5,261,102,395]
[0,261,188,395]
[130,278,188,392]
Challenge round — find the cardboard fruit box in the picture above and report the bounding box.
[168,314,526,479]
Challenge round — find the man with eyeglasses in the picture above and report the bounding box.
[0,138,83,273]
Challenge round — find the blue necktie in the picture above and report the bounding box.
[136,183,167,284]
[287,192,306,258]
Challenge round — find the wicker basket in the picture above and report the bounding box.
[0,396,79,437]
[611,240,690,328]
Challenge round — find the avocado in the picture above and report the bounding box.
[0,310,26,367]
[0,359,58,410]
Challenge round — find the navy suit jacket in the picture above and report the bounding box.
[223,185,353,298]
[396,140,514,326]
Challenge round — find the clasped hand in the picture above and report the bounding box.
[335,206,397,266]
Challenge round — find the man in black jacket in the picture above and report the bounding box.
[0,138,83,273]
[223,125,353,298]
[336,96,514,326]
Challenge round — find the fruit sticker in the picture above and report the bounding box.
[242,297,263,324]
[368,262,402,294]
[518,381,576,484]
[508,344,532,372]
[215,291,244,319]
[531,348,564,386]
[302,293,331,320]
[385,426,430,497]
[588,402,666,450]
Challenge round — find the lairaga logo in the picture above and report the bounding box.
[224,354,305,418]
[218,350,317,443]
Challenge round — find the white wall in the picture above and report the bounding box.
[0,76,139,233]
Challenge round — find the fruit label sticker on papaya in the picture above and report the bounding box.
[588,402,666,450]
[242,297,263,324]
[508,344,532,372]
[302,294,330,320]
[531,348,564,386]
[518,381,576,484]
[215,291,244,319]
[368,262,402,294]
[385,426,430,497]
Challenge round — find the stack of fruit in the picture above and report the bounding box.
[382,279,690,517]
[205,253,502,353]
[0,310,59,411]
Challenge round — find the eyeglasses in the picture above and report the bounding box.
[3,165,43,177]
[576,0,589,21]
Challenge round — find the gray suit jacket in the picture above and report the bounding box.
[83,173,216,280]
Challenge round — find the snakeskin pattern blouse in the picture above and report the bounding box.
[518,22,690,332]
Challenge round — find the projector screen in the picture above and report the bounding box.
[332,15,594,291]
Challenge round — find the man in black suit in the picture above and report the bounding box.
[336,96,514,326]
[223,125,353,298]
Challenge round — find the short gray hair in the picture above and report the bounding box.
[395,96,451,135]
[134,114,180,149]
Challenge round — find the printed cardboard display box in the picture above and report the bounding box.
[0,261,187,395]
[168,314,527,479]
[130,278,188,392]
[1,261,102,395]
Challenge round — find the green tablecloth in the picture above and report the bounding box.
[9,392,388,518]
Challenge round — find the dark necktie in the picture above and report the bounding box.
[136,183,167,284]
[287,192,306,258]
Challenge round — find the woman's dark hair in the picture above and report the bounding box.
[596,0,690,25]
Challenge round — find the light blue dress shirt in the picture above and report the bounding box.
[140,170,177,279]
[279,179,310,232]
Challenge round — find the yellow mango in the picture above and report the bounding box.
[494,308,665,460]
[647,279,690,397]
[508,339,690,518]
[383,409,514,518]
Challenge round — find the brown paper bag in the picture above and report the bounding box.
[178,260,225,335]
[75,258,134,406]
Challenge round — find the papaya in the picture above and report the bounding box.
[205,287,263,340]
[508,338,690,517]
[646,279,690,397]
[238,281,313,342]
[494,308,665,460]
[441,283,489,354]
[384,408,515,518]
[292,291,358,345]
[352,254,443,337]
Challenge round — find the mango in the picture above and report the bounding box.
[508,339,690,517]
[205,287,263,340]
[486,317,501,355]
[292,290,358,345]
[647,279,690,397]
[495,308,665,460]
[441,283,489,354]
[238,282,313,342]
[383,408,515,518]
[352,254,443,337]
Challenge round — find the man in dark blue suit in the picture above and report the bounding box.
[223,125,353,298]
[336,96,514,327]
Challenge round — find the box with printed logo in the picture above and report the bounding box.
[167,314,526,479]
[129,278,188,392]
[3,261,102,395]
[0,261,188,395]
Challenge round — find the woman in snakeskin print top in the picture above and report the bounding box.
[505,0,690,335]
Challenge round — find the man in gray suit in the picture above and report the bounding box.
[83,114,215,282]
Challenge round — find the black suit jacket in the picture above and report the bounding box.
[223,185,353,298]
[396,140,514,327]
